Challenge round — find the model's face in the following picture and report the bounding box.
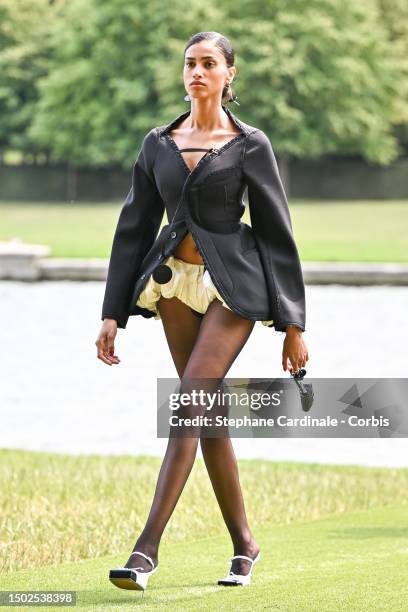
[183,40,235,102]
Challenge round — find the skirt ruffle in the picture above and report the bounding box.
[136,255,274,326]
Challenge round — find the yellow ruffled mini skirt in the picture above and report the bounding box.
[136,255,274,326]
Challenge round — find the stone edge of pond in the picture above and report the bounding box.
[1,254,408,285]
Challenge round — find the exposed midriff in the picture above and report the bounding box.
[172,231,204,265]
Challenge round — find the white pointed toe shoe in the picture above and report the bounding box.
[217,551,261,586]
[109,551,158,595]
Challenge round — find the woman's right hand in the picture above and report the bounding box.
[95,319,121,366]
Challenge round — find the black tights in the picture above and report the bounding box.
[126,296,260,574]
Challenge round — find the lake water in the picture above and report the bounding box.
[1,281,407,467]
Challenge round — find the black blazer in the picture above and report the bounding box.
[101,105,306,332]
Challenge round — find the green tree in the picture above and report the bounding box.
[222,0,407,164]
[2,0,407,167]
[0,0,55,162]
[29,0,225,167]
[377,0,408,154]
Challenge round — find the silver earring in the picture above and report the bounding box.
[184,94,192,102]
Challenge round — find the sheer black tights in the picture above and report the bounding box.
[126,296,260,574]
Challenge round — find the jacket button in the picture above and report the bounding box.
[171,231,177,238]
[140,273,146,279]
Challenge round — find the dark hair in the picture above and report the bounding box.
[184,32,237,104]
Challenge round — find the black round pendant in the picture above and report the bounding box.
[152,263,173,284]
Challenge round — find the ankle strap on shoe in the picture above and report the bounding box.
[129,551,155,569]
[230,554,256,564]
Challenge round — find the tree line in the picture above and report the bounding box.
[0,0,407,168]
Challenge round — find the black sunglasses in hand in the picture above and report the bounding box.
[290,368,314,412]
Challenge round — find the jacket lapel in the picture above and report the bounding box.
[158,105,252,192]
[157,104,251,137]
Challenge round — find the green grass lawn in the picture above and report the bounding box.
[1,200,407,262]
[1,504,406,611]
[0,450,407,610]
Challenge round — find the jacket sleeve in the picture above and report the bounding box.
[101,128,165,329]
[243,129,306,332]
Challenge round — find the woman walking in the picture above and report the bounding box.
[95,31,309,594]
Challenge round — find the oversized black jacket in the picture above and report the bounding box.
[101,105,306,332]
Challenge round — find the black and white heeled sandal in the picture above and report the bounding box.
[217,551,261,586]
[109,551,158,594]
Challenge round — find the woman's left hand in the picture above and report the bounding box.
[282,326,309,373]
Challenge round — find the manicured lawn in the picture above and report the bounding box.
[1,200,407,262]
[0,449,407,610]
[1,504,406,611]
